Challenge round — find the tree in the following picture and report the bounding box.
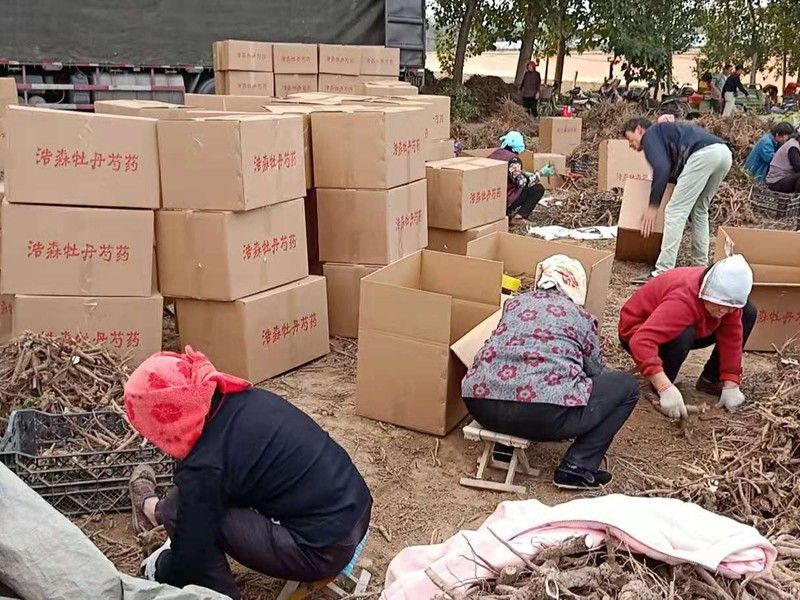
[701,0,769,77]
[537,0,594,87]
[513,0,544,86]
[762,0,800,90]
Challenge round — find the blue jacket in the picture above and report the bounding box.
[745,133,778,183]
[641,123,727,207]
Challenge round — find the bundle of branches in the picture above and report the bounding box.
[537,189,622,229]
[579,102,642,145]
[454,100,539,151]
[0,332,131,421]
[696,113,769,164]
[461,537,800,600]
[463,76,519,115]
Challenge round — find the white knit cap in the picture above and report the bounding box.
[698,254,753,308]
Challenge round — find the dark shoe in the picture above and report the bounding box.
[631,271,656,285]
[696,376,722,398]
[553,463,613,490]
[130,465,158,534]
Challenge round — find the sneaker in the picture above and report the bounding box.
[129,464,158,534]
[696,375,722,398]
[553,463,613,490]
[631,271,656,285]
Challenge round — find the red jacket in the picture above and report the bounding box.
[618,267,744,383]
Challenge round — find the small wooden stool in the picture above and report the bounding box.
[276,570,371,599]
[460,420,540,494]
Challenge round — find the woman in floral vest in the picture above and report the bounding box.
[461,255,639,490]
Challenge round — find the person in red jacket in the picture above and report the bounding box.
[618,255,756,420]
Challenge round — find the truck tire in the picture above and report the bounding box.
[195,77,216,95]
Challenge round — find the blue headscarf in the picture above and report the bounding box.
[500,131,525,153]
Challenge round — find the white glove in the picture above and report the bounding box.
[141,539,171,581]
[717,386,746,412]
[658,385,688,420]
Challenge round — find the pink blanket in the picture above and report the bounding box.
[382,494,776,599]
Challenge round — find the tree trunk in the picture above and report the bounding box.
[514,1,540,87]
[452,0,479,85]
[746,0,758,86]
[782,52,788,93]
[554,37,567,87]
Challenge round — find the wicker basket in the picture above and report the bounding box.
[749,185,800,219]
[0,409,173,516]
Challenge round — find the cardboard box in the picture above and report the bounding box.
[176,275,330,382]
[213,40,273,72]
[184,93,273,112]
[0,78,18,171]
[156,198,308,301]
[217,71,275,97]
[450,296,512,368]
[0,295,13,343]
[0,203,154,297]
[427,218,508,255]
[282,92,361,105]
[318,74,362,96]
[318,45,361,76]
[616,179,674,264]
[532,152,568,189]
[323,263,381,338]
[274,74,319,98]
[13,293,163,366]
[466,232,614,324]
[463,148,536,172]
[357,81,418,96]
[426,157,507,231]
[399,95,451,142]
[426,139,455,163]
[356,250,503,435]
[598,139,652,191]
[317,180,427,264]
[310,106,425,189]
[714,226,800,352]
[262,105,318,189]
[157,114,305,211]
[538,117,583,156]
[360,46,400,76]
[93,100,191,119]
[5,106,159,209]
[273,43,318,74]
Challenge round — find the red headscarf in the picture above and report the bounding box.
[124,347,252,459]
[528,61,537,70]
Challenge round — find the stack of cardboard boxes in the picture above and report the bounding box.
[154,113,330,382]
[213,40,275,97]
[0,78,18,177]
[425,157,509,255]
[318,45,362,95]
[312,105,428,338]
[273,43,319,98]
[0,107,163,365]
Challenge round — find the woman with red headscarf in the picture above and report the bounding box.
[124,347,371,599]
[520,61,541,118]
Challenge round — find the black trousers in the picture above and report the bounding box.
[507,184,545,220]
[155,488,371,600]
[621,301,757,383]
[522,96,538,118]
[464,371,639,473]
[768,173,800,193]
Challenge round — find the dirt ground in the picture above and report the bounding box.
[75,233,780,600]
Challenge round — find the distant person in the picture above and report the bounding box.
[488,131,550,223]
[623,118,732,284]
[701,72,723,113]
[784,81,799,98]
[713,65,732,96]
[766,131,800,193]
[462,255,639,490]
[520,61,542,118]
[722,65,749,116]
[745,122,794,184]
[619,255,756,419]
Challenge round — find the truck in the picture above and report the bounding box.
[0,0,426,110]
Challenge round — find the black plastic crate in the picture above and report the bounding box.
[0,409,173,516]
[750,185,800,219]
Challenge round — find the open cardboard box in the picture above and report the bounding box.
[615,179,674,264]
[466,232,614,324]
[356,250,503,435]
[715,226,800,351]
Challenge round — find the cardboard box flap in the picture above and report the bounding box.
[618,179,673,232]
[451,302,509,368]
[451,298,502,344]
[716,226,800,268]
[420,250,503,306]
[750,264,800,286]
[426,157,505,172]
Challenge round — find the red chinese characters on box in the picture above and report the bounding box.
[0,300,12,316]
[261,312,319,345]
[241,234,298,260]
[237,51,269,60]
[468,187,503,205]
[35,147,138,172]
[758,310,800,325]
[252,151,298,173]
[281,55,312,65]
[556,125,580,135]
[366,57,396,66]
[285,84,313,93]
[394,209,423,232]
[237,83,270,92]
[26,241,131,262]
[44,329,141,348]
[433,113,445,125]
[392,138,421,157]
[326,56,355,65]
[615,172,651,183]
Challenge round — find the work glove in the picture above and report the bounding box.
[141,539,171,581]
[658,385,688,420]
[717,386,746,413]
[538,164,557,178]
